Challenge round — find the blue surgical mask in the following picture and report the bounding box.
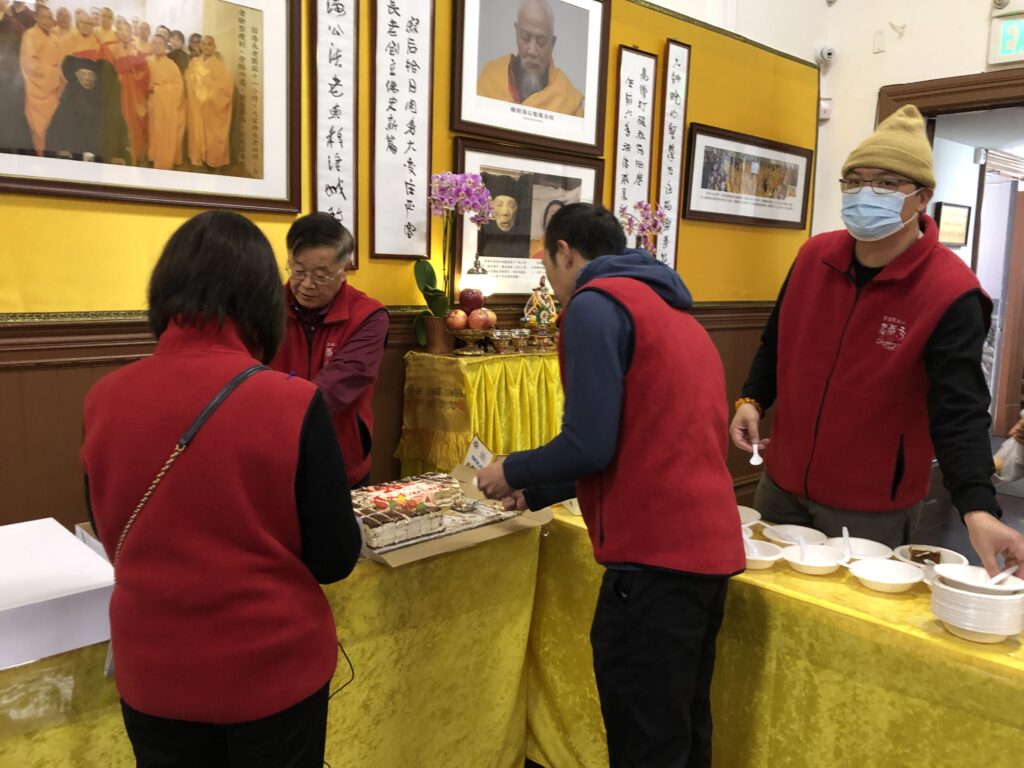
[840,187,920,242]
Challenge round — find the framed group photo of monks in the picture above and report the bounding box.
[451,0,610,156]
[0,0,301,212]
[455,137,603,301]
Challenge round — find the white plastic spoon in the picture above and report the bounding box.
[798,535,808,562]
[842,526,853,560]
[749,443,764,466]
[987,564,1018,586]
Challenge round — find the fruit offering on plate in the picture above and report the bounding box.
[468,308,497,330]
[459,288,485,313]
[446,309,468,330]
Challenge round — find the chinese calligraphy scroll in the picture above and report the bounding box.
[315,0,359,262]
[373,0,434,258]
[655,40,690,268]
[612,47,657,226]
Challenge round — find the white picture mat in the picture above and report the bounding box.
[461,147,597,296]
[0,0,290,201]
[655,42,690,268]
[315,0,358,230]
[373,0,432,257]
[459,0,603,146]
[612,48,656,219]
[688,133,809,224]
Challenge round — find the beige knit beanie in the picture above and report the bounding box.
[842,104,935,188]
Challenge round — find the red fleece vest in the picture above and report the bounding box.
[81,321,338,723]
[767,215,990,511]
[271,282,385,485]
[565,277,745,575]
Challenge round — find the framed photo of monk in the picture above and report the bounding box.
[0,0,300,212]
[455,137,604,301]
[451,0,610,156]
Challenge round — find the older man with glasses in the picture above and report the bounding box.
[730,104,1024,576]
[270,213,389,488]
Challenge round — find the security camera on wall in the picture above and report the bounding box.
[815,47,837,63]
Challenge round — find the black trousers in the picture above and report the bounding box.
[120,682,330,768]
[590,568,730,768]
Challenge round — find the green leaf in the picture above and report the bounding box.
[423,286,449,317]
[413,313,427,346]
[413,260,437,293]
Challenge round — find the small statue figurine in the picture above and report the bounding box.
[522,275,558,328]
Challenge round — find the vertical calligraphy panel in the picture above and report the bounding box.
[315,0,359,261]
[612,47,657,227]
[656,41,690,268]
[372,0,433,259]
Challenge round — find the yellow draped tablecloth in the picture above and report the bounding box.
[526,511,1024,768]
[0,528,540,768]
[396,351,564,476]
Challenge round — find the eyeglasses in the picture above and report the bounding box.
[839,177,920,194]
[286,263,344,286]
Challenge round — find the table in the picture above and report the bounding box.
[396,351,563,476]
[526,512,1024,768]
[0,527,541,768]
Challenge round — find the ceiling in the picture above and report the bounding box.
[935,108,1024,156]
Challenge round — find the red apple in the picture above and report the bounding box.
[483,309,497,328]
[446,309,468,330]
[468,308,494,330]
[459,288,485,313]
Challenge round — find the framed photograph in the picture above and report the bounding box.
[451,0,610,155]
[371,0,434,259]
[654,39,691,268]
[0,0,301,212]
[684,124,813,229]
[934,202,971,247]
[456,137,603,300]
[611,46,657,223]
[313,0,359,266]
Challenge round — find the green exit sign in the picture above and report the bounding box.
[990,15,1024,64]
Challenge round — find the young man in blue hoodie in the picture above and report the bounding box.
[478,203,744,767]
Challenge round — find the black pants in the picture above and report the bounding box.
[590,568,730,768]
[120,682,330,768]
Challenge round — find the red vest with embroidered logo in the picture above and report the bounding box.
[271,282,385,485]
[767,215,990,511]
[563,277,745,575]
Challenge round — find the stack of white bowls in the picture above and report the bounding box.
[930,564,1024,643]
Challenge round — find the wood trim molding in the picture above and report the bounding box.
[0,301,773,370]
[877,69,1024,123]
[986,148,1024,180]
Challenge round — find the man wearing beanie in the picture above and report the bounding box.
[730,104,1024,575]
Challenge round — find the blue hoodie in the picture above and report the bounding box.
[503,249,694,506]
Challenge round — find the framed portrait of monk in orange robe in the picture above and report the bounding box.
[0,0,300,212]
[451,0,609,155]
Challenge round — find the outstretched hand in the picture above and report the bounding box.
[965,511,1024,577]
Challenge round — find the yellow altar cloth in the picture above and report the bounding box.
[526,511,1024,768]
[396,351,563,476]
[0,527,540,768]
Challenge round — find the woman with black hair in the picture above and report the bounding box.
[81,210,362,768]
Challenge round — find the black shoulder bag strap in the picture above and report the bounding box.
[111,364,269,570]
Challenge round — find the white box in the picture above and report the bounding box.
[0,518,114,670]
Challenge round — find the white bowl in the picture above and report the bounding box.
[738,505,761,527]
[893,545,968,569]
[824,537,893,560]
[941,621,1011,644]
[744,540,783,570]
[848,558,922,593]
[762,524,827,547]
[933,563,1024,596]
[742,526,753,540]
[782,544,848,575]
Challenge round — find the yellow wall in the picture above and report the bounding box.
[0,0,817,316]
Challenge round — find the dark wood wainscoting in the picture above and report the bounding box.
[0,303,771,531]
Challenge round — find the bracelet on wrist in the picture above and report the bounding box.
[734,397,763,417]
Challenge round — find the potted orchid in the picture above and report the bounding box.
[414,172,493,350]
[618,201,669,254]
